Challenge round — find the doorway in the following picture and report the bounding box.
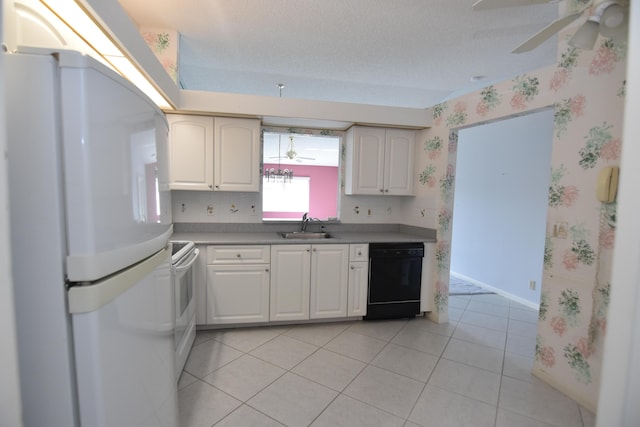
[449,109,554,307]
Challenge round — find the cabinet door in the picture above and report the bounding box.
[214,117,260,192]
[348,261,369,317]
[345,127,386,195]
[194,245,208,325]
[270,245,311,321]
[167,114,214,190]
[384,129,415,195]
[206,264,270,324]
[310,245,349,319]
[7,0,91,52]
[420,242,436,312]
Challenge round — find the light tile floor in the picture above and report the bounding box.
[178,294,596,427]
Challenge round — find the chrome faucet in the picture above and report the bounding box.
[301,212,311,232]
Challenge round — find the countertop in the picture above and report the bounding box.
[170,231,436,245]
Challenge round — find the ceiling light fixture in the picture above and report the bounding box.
[264,135,293,183]
[286,136,298,160]
[569,1,628,50]
[285,136,315,161]
[39,0,174,109]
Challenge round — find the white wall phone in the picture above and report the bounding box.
[596,166,620,203]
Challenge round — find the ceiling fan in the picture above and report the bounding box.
[472,0,629,53]
[269,135,316,162]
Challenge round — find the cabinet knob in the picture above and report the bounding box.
[313,248,317,252]
[379,189,384,193]
[306,249,310,252]
[351,266,355,270]
[384,189,389,193]
[236,254,241,258]
[265,268,269,273]
[357,251,362,256]
[215,185,220,189]
[208,184,213,189]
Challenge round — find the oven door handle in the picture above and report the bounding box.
[173,248,199,273]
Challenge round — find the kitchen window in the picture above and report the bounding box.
[263,176,310,216]
[262,130,340,222]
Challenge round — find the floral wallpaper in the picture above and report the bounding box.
[141,28,179,83]
[410,16,627,411]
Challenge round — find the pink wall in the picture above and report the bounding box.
[263,164,338,220]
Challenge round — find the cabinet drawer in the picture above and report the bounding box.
[349,244,369,262]
[207,245,270,264]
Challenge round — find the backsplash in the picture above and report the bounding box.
[171,191,261,223]
[171,189,410,224]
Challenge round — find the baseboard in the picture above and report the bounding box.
[450,271,540,311]
[532,366,597,413]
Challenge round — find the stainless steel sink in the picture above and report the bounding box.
[280,232,332,239]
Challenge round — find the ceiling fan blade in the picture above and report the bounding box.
[472,0,558,11]
[512,11,582,53]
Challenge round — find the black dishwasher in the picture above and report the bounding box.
[365,242,424,320]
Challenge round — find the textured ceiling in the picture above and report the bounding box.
[118,0,559,109]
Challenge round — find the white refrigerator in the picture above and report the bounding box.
[6,49,177,427]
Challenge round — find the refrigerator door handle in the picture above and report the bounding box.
[68,246,169,314]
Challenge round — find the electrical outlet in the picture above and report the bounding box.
[250,204,257,216]
[529,280,536,290]
[206,205,214,216]
[367,208,372,216]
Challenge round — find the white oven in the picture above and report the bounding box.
[171,241,199,379]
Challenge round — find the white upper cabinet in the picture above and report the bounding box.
[345,126,415,196]
[167,115,214,191]
[5,0,110,67]
[167,114,260,192]
[346,127,386,195]
[384,129,415,195]
[213,117,260,192]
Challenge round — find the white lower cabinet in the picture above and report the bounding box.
[420,242,436,313]
[270,245,311,321]
[270,244,350,321]
[310,245,349,319]
[206,246,270,324]
[348,244,369,317]
[194,244,208,325]
[203,243,370,325]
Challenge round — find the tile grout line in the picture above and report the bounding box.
[210,325,329,427]
[183,293,548,427]
[292,320,417,426]
[492,303,513,427]
[403,320,457,427]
